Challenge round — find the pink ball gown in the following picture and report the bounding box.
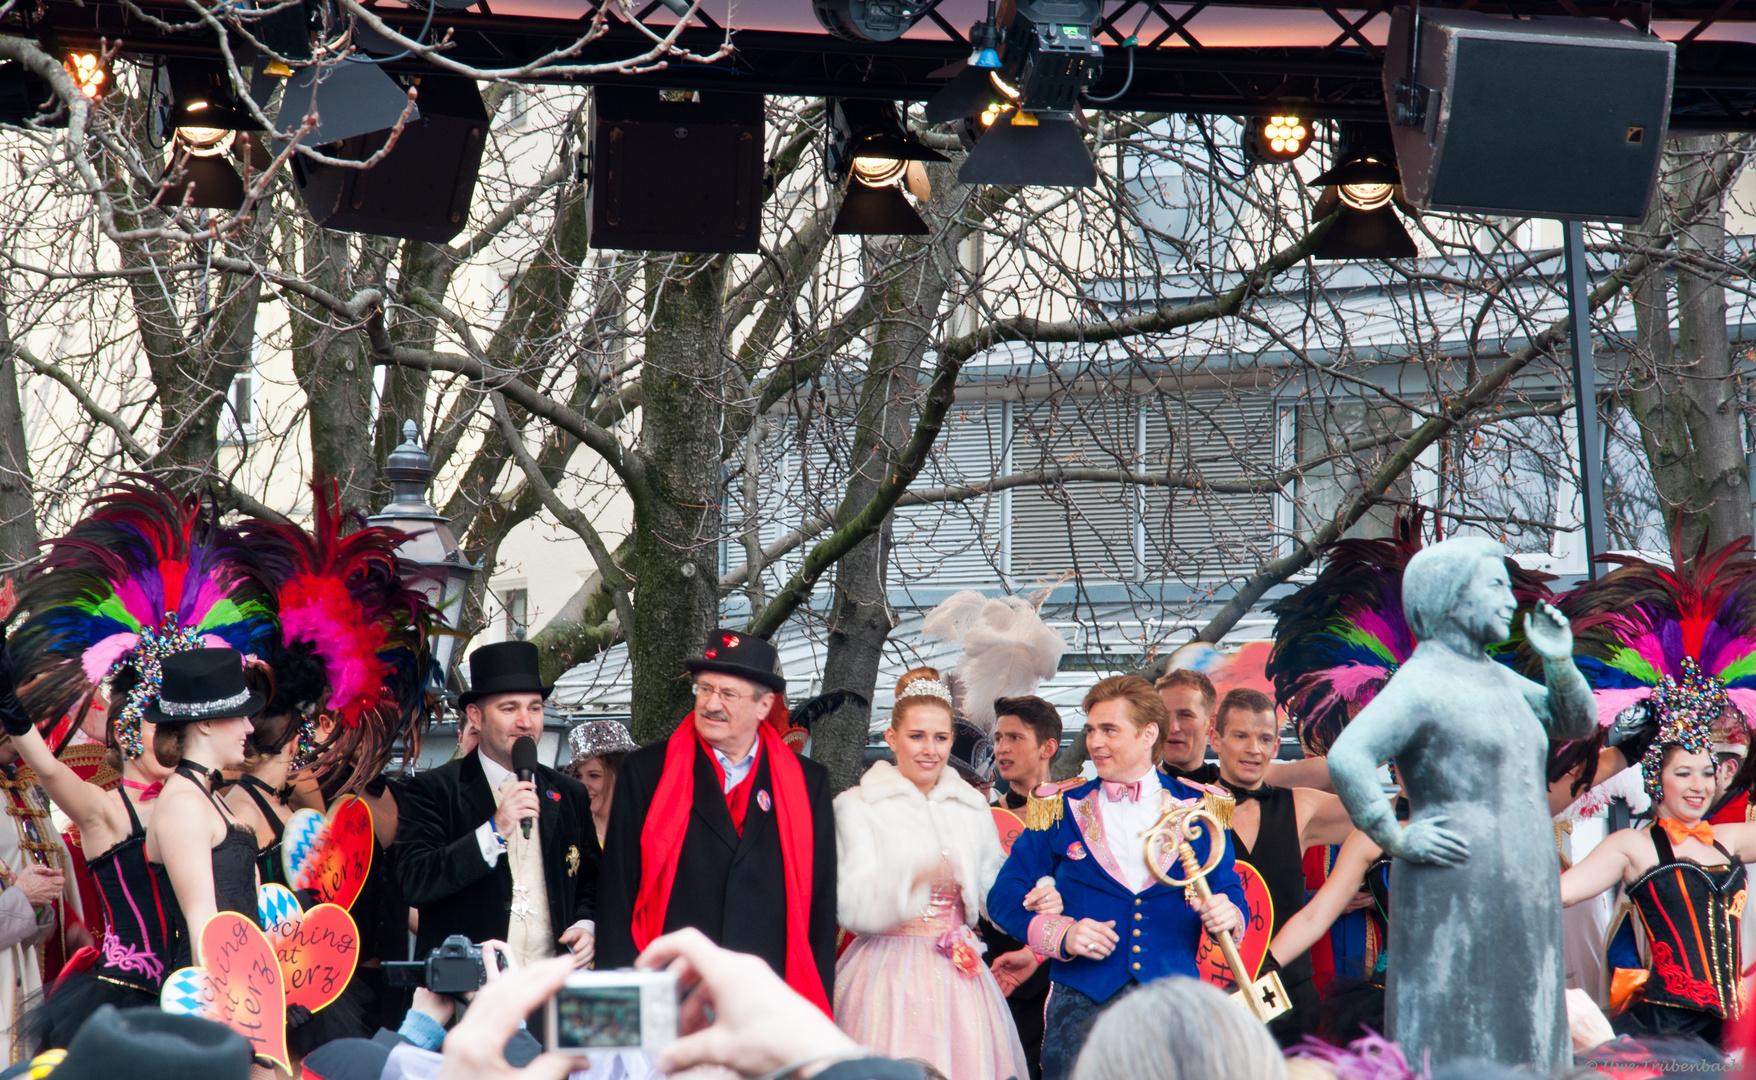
[834,870,1030,1080]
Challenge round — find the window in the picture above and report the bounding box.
[219,366,255,446]
[502,587,529,641]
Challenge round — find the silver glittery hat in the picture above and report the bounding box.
[569,720,639,763]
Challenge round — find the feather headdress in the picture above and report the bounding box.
[242,481,436,792]
[920,589,1065,733]
[1557,535,1756,798]
[10,478,277,756]
[1268,511,1555,757]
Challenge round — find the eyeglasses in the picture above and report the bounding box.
[693,683,751,705]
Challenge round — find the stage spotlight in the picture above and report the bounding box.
[957,108,1095,188]
[924,64,1005,124]
[1002,6,1103,114]
[813,0,919,42]
[159,59,264,137]
[1244,115,1309,164]
[827,99,945,236]
[1307,124,1415,261]
[63,51,110,100]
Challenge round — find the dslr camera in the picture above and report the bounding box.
[384,935,506,994]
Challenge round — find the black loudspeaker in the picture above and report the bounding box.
[587,88,764,253]
[1383,8,1674,223]
[291,73,486,243]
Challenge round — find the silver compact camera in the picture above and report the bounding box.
[545,968,680,1054]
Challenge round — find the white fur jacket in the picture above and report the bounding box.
[833,760,1008,936]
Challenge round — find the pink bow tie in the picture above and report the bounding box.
[1102,780,1142,802]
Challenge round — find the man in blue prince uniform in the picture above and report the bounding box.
[989,675,1248,1080]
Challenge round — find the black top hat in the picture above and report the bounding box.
[458,640,553,710]
[141,648,266,725]
[683,629,785,695]
[52,1006,250,1080]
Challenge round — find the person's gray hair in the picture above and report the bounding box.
[1401,536,1505,642]
[1069,977,1287,1080]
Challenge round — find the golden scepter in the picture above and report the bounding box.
[1143,803,1289,1024]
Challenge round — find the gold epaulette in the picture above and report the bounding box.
[1201,787,1235,832]
[1023,778,1081,832]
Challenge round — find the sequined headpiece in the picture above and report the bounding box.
[1559,534,1756,802]
[10,478,276,758]
[1639,657,1723,800]
[569,720,638,763]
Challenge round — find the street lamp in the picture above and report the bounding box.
[368,419,481,698]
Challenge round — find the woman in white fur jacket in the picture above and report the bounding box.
[833,666,1029,1080]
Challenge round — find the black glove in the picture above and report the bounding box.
[0,640,31,738]
[1604,702,1659,765]
[286,1004,313,1030]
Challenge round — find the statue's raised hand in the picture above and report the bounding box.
[1392,815,1470,867]
[1524,600,1573,662]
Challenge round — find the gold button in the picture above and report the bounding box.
[1131,962,1141,971]
[1134,898,1143,906]
[1133,913,1143,921]
[1132,929,1140,937]
[1131,945,1141,953]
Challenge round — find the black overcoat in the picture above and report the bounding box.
[595,739,836,1000]
[394,749,600,958]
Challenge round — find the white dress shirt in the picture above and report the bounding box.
[471,751,594,941]
[1099,766,1166,894]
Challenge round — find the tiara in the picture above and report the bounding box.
[898,677,954,706]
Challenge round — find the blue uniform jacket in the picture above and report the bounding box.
[987,770,1246,1004]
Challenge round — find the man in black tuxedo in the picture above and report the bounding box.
[395,641,599,966]
[596,632,836,1006]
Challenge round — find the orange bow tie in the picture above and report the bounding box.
[1656,817,1716,846]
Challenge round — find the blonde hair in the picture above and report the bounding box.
[891,666,955,732]
[1083,675,1167,745]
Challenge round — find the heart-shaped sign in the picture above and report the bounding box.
[992,807,1024,855]
[160,912,290,1072]
[274,903,360,1013]
[1196,860,1273,991]
[283,794,374,909]
[258,884,302,940]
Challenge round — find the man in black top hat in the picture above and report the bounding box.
[394,641,599,967]
[595,630,836,1007]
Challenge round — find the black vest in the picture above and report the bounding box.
[1224,783,1314,989]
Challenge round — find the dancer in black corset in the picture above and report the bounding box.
[143,649,267,968]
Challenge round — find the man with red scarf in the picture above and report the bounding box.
[596,631,836,1011]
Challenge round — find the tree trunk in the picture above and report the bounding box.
[627,253,730,744]
[0,300,37,566]
[293,229,385,515]
[1629,134,1751,552]
[812,175,954,793]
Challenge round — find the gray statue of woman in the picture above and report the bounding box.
[1327,537,1596,1073]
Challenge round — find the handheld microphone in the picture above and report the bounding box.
[512,735,539,840]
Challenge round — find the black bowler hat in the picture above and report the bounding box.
[53,1006,250,1080]
[458,640,553,709]
[684,629,785,695]
[142,648,265,725]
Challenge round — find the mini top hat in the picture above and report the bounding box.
[569,719,639,763]
[52,1006,250,1080]
[141,648,265,726]
[683,629,785,695]
[458,640,553,709]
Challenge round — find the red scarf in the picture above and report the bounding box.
[632,714,829,1014]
